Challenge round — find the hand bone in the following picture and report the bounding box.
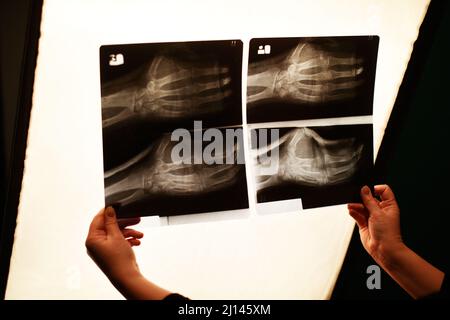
[146,136,241,195]
[105,134,242,201]
[101,56,232,125]
[247,41,364,104]
[136,56,232,117]
[255,127,363,190]
[274,43,363,103]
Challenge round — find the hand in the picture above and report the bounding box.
[278,127,363,186]
[347,185,404,267]
[348,185,445,298]
[273,42,363,103]
[254,127,363,191]
[135,57,231,117]
[101,56,231,126]
[105,134,242,203]
[85,207,143,284]
[247,41,364,104]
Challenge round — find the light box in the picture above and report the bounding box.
[5,0,430,299]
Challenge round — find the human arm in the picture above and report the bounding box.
[348,185,445,299]
[85,206,172,299]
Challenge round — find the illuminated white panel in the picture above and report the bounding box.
[6,0,430,299]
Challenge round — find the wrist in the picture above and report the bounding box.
[372,241,409,271]
[108,263,142,288]
[110,269,172,300]
[247,67,279,104]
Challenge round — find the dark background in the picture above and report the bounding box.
[0,0,32,231]
[1,0,450,299]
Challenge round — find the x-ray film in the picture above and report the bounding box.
[103,126,249,218]
[247,36,379,123]
[100,37,377,218]
[100,39,243,130]
[251,124,373,209]
[100,40,248,217]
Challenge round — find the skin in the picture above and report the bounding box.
[348,185,445,299]
[85,207,170,299]
[86,185,445,299]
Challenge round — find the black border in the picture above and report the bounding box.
[0,300,445,316]
[0,0,43,299]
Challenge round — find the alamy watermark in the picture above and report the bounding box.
[170,121,279,174]
[366,264,381,290]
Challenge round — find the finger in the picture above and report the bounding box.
[374,184,396,202]
[196,89,232,105]
[128,238,141,246]
[193,66,229,77]
[88,208,106,235]
[348,209,368,229]
[122,228,144,239]
[118,217,141,229]
[347,203,365,211]
[374,185,399,210]
[104,207,122,238]
[347,203,370,218]
[360,185,380,213]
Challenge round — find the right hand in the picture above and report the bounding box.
[347,185,404,267]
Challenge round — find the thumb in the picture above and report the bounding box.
[360,185,380,214]
[348,209,368,230]
[104,206,122,238]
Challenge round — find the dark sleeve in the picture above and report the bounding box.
[438,273,449,298]
[422,272,449,300]
[163,293,190,301]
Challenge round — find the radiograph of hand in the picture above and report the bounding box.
[102,56,232,127]
[254,127,363,191]
[247,40,364,105]
[105,134,242,205]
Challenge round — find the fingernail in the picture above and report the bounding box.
[362,186,370,195]
[106,207,115,217]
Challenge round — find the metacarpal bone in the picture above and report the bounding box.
[102,55,233,126]
[254,127,363,190]
[247,41,365,105]
[105,134,242,202]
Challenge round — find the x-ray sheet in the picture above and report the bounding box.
[247,36,379,123]
[247,36,377,213]
[100,40,248,218]
[251,124,373,209]
[100,37,378,218]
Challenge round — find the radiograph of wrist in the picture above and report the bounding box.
[255,127,363,190]
[101,55,232,126]
[105,135,242,203]
[247,41,364,105]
